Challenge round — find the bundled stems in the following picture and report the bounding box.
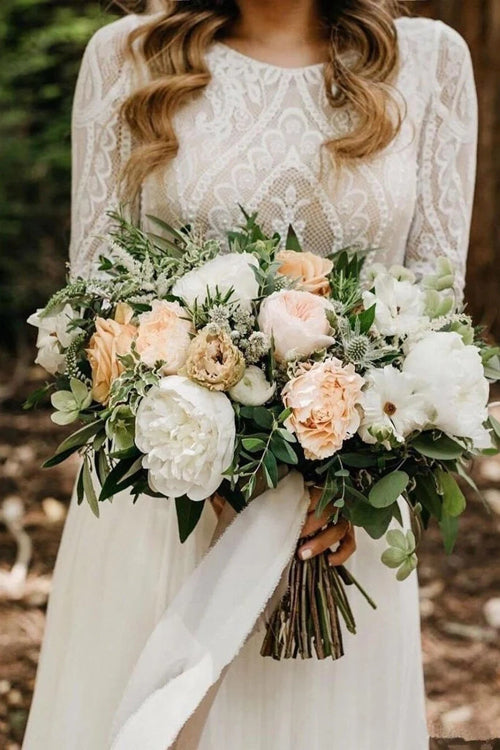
[261,545,376,661]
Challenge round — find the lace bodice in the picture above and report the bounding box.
[69,13,478,299]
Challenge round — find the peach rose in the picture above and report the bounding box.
[86,315,137,405]
[136,300,194,375]
[276,250,333,296]
[282,358,364,460]
[258,289,335,361]
[185,328,245,391]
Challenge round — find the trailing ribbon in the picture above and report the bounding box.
[109,471,309,750]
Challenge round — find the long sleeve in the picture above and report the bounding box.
[68,14,143,278]
[404,21,478,301]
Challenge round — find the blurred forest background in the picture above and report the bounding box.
[0,1,498,748]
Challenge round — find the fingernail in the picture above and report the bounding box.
[299,547,312,560]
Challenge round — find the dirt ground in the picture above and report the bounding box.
[0,366,499,748]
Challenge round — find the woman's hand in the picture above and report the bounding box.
[298,485,356,566]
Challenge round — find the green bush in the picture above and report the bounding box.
[0,0,121,352]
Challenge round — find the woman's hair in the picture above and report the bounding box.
[118,0,407,203]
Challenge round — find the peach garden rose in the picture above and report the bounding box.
[276,249,333,296]
[282,358,364,460]
[258,289,335,362]
[136,300,194,375]
[86,311,137,405]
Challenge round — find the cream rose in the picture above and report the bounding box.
[258,289,335,361]
[86,315,137,405]
[136,300,193,375]
[276,250,333,296]
[185,328,245,391]
[282,358,364,460]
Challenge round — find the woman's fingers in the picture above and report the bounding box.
[328,525,356,566]
[306,485,324,512]
[298,518,350,560]
[301,504,334,537]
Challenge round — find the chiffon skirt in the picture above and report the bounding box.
[23,482,429,750]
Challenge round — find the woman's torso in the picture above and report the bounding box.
[140,16,436,267]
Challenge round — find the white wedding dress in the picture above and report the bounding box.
[23,12,478,750]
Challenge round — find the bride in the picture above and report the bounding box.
[23,1,477,748]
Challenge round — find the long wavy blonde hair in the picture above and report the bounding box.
[118,0,407,203]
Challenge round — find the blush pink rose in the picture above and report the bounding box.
[276,250,333,296]
[257,290,335,362]
[282,358,364,460]
[136,300,193,375]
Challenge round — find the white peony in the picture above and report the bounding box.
[135,375,236,501]
[171,253,259,312]
[358,365,432,447]
[27,304,83,375]
[362,273,427,338]
[229,365,276,406]
[403,331,492,449]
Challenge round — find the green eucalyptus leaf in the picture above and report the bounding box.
[412,474,442,521]
[252,407,275,430]
[82,457,99,518]
[368,471,409,509]
[270,435,298,465]
[412,433,464,460]
[55,420,104,456]
[439,512,459,554]
[242,437,267,452]
[263,451,279,488]
[437,469,466,517]
[76,464,85,506]
[348,501,393,539]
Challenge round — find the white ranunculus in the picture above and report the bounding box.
[135,375,236,501]
[403,331,492,449]
[358,365,433,447]
[362,273,427,338]
[27,304,83,375]
[229,365,276,406]
[171,253,259,312]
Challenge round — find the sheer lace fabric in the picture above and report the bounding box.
[69,14,478,302]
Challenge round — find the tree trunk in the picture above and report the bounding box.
[404,0,500,336]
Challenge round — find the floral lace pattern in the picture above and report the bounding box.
[69,14,478,301]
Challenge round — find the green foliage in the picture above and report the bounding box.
[0,0,120,351]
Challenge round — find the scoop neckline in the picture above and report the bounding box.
[213,41,327,74]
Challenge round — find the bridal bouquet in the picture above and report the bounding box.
[27,207,500,660]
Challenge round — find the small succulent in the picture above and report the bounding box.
[50,378,92,425]
[381,529,418,581]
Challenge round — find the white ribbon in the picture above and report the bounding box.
[109,471,308,750]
